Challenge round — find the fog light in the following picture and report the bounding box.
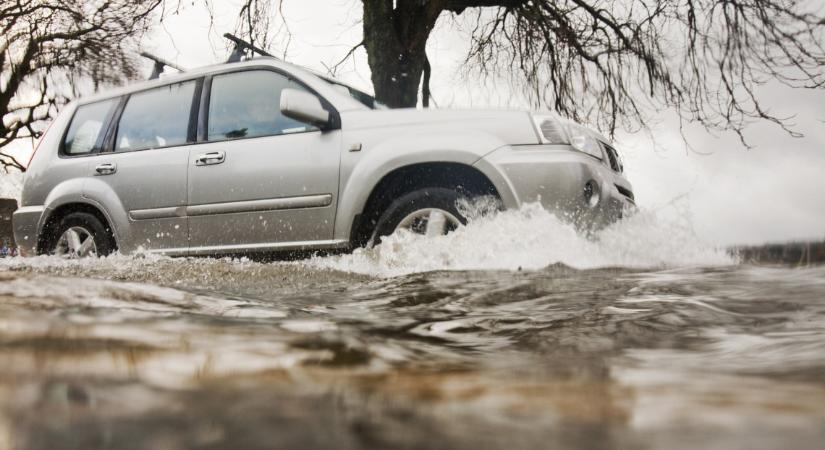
[584,181,600,207]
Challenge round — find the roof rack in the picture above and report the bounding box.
[223,33,277,63]
[140,52,185,80]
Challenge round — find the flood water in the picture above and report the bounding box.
[0,205,823,449]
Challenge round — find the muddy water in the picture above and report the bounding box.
[1,207,824,449]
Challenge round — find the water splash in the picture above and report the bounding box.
[0,201,733,279]
[308,202,734,277]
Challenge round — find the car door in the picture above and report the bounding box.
[187,69,341,251]
[88,79,200,253]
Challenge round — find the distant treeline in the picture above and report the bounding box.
[733,241,825,266]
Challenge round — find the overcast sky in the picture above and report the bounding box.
[5,0,824,245]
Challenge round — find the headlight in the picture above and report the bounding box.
[567,123,604,160]
[531,114,604,161]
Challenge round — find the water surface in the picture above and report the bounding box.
[0,206,823,449]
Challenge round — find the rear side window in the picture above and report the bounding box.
[207,70,318,141]
[62,99,118,155]
[115,81,197,152]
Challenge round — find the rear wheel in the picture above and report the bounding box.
[369,188,468,246]
[49,212,116,258]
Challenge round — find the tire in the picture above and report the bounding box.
[369,187,468,246]
[46,212,116,258]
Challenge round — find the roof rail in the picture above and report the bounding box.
[140,52,185,80]
[223,33,277,63]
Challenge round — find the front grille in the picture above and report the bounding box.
[615,184,635,202]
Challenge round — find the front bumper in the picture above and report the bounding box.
[475,144,635,230]
[12,206,45,256]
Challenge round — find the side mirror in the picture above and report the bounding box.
[280,88,330,129]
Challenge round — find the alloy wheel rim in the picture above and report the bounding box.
[54,226,98,258]
[395,208,461,237]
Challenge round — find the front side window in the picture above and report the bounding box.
[115,81,197,152]
[208,70,319,141]
[62,99,118,155]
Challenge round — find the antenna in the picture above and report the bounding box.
[140,52,185,80]
[223,33,277,63]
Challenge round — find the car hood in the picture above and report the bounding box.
[339,108,541,146]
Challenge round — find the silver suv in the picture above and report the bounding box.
[13,57,634,258]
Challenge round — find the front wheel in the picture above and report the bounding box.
[49,212,116,258]
[369,188,468,246]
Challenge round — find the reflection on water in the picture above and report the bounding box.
[1,257,824,449]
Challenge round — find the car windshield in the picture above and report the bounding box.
[318,76,388,110]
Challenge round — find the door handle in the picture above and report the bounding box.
[195,151,226,166]
[95,163,117,175]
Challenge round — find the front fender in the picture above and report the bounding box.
[333,130,518,241]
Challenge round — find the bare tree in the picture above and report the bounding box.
[237,0,824,144]
[455,0,825,144]
[0,0,165,171]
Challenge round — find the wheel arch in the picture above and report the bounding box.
[347,162,502,247]
[37,202,118,254]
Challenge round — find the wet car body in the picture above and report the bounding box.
[13,58,634,257]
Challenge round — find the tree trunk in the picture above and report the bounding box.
[362,0,441,108]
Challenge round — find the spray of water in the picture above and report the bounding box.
[0,198,733,279]
[308,202,734,277]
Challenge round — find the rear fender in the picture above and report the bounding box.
[36,178,121,252]
[81,177,130,251]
